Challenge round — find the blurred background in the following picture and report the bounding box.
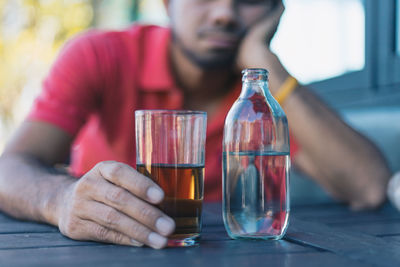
[0,0,399,202]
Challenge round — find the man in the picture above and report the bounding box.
[0,0,391,249]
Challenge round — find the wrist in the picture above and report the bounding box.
[265,52,290,95]
[274,75,299,105]
[41,175,74,226]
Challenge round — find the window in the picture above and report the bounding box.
[392,0,400,85]
[297,0,400,108]
[271,0,365,85]
[397,0,400,56]
[372,0,400,87]
[137,0,168,25]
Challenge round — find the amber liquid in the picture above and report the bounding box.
[136,164,204,241]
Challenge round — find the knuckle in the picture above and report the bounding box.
[104,209,120,227]
[108,163,125,178]
[137,205,157,221]
[132,173,149,191]
[74,176,96,196]
[95,161,113,170]
[95,225,111,241]
[108,188,127,204]
[113,232,126,244]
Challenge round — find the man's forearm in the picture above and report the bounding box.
[0,153,74,226]
[283,85,391,207]
[257,50,391,207]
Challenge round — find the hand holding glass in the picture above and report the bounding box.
[135,110,207,247]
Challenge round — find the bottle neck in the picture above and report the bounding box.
[240,80,271,99]
[240,68,270,99]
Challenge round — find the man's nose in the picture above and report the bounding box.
[208,0,238,27]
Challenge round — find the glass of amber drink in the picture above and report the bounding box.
[135,110,207,247]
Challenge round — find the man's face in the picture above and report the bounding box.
[167,0,277,69]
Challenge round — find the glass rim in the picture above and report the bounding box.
[135,109,207,117]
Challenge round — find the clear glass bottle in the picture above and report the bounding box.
[222,68,290,240]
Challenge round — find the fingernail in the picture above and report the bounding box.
[131,239,144,247]
[156,217,175,236]
[148,232,167,249]
[147,187,164,203]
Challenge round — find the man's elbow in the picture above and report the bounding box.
[350,188,386,210]
[349,152,392,210]
[350,172,390,210]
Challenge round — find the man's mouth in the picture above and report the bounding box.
[204,34,239,49]
[198,29,242,49]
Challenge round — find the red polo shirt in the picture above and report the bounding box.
[28,25,298,201]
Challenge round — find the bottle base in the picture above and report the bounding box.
[228,233,286,241]
[223,211,290,241]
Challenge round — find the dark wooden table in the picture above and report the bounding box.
[1,202,400,267]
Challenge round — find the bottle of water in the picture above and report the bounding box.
[222,68,290,240]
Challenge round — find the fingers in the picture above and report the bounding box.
[245,1,285,46]
[82,219,144,247]
[60,161,176,249]
[96,161,164,204]
[58,207,143,247]
[79,201,169,249]
[90,178,175,236]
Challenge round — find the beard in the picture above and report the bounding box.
[170,28,243,70]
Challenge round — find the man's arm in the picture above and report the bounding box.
[0,121,175,248]
[0,121,73,223]
[282,81,391,209]
[237,2,392,209]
